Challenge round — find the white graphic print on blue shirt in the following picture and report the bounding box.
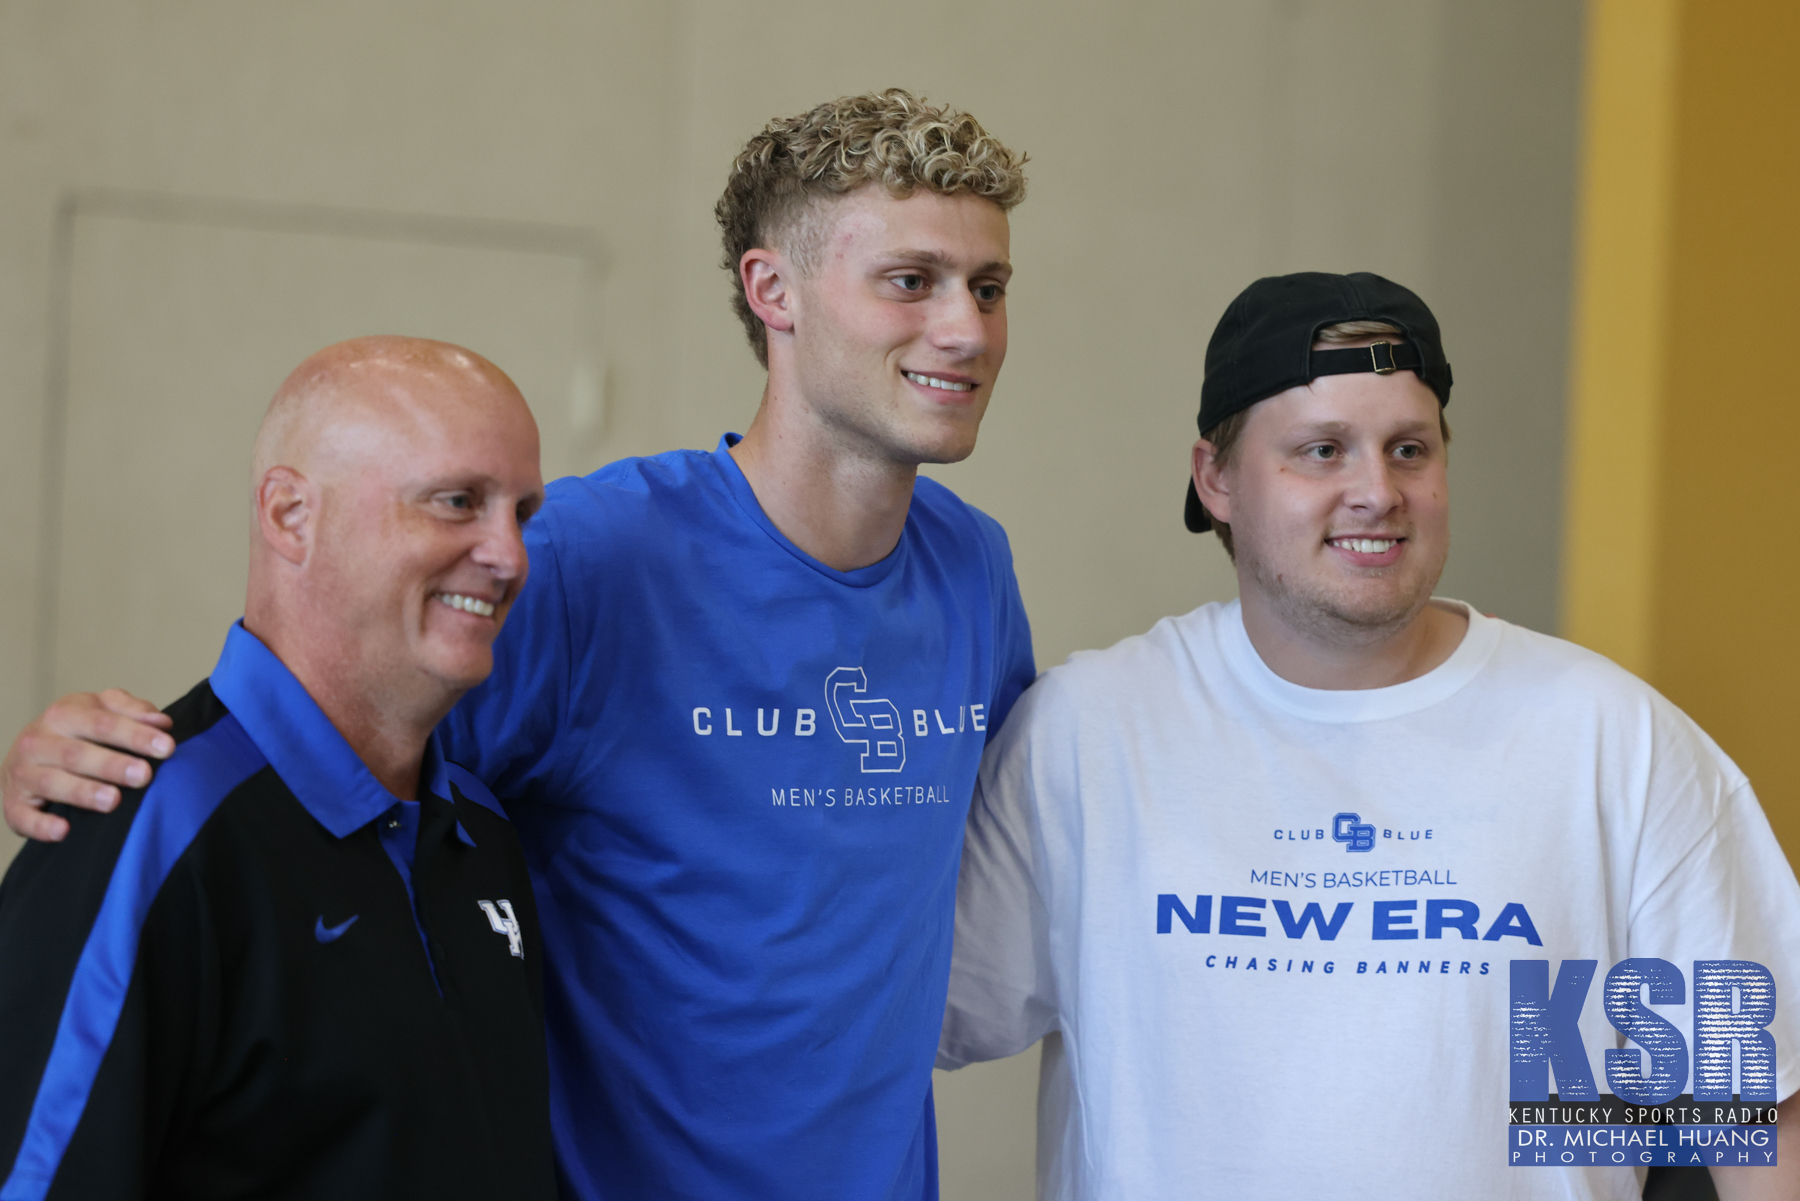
[442,434,1035,1201]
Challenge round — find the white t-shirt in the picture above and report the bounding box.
[939,600,1800,1201]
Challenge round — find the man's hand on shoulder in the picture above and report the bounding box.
[2,689,174,842]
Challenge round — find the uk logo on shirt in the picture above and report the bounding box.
[478,900,524,959]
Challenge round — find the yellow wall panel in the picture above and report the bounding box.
[1655,0,1800,859]
[1561,0,1681,678]
[1566,0,1800,862]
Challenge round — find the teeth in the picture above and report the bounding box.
[436,593,496,617]
[904,371,974,392]
[1333,538,1397,554]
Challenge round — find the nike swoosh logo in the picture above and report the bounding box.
[314,914,359,944]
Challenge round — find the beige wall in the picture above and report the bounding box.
[0,3,1583,1195]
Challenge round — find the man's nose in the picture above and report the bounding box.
[1344,453,1405,514]
[472,511,530,582]
[928,286,988,358]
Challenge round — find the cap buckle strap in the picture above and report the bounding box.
[1369,342,1398,374]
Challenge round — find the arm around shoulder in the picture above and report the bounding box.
[2,690,174,842]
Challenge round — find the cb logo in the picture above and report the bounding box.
[825,667,906,773]
[1332,812,1375,853]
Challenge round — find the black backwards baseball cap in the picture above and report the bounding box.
[1184,271,1453,532]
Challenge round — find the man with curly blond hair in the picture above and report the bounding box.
[5,89,1035,1200]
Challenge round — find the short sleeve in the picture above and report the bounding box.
[438,513,576,802]
[975,514,1036,742]
[1629,778,1800,1103]
[938,682,1059,1069]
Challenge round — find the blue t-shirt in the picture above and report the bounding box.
[440,435,1035,1200]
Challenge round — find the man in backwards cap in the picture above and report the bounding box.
[937,273,1800,1199]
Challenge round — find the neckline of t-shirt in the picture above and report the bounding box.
[710,433,907,588]
[1215,597,1503,723]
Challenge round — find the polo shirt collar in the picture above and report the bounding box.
[208,621,461,841]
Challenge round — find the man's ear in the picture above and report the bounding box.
[741,248,798,340]
[1192,438,1234,528]
[256,466,315,566]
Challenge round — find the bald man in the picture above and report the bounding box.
[0,338,557,1201]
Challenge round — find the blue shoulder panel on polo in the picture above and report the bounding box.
[209,622,397,839]
[212,623,481,846]
[0,712,266,1201]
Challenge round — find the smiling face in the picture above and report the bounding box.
[783,186,1012,467]
[309,373,544,698]
[251,342,546,724]
[1197,365,1451,643]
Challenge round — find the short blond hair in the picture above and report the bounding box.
[715,88,1029,366]
[1312,319,1406,345]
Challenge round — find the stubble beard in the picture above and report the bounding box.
[1243,538,1446,652]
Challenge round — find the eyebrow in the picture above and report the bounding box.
[411,472,499,492]
[878,248,1012,275]
[1289,418,1437,437]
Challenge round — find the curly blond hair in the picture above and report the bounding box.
[715,88,1029,366]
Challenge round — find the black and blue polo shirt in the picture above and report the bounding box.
[0,624,557,1201]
